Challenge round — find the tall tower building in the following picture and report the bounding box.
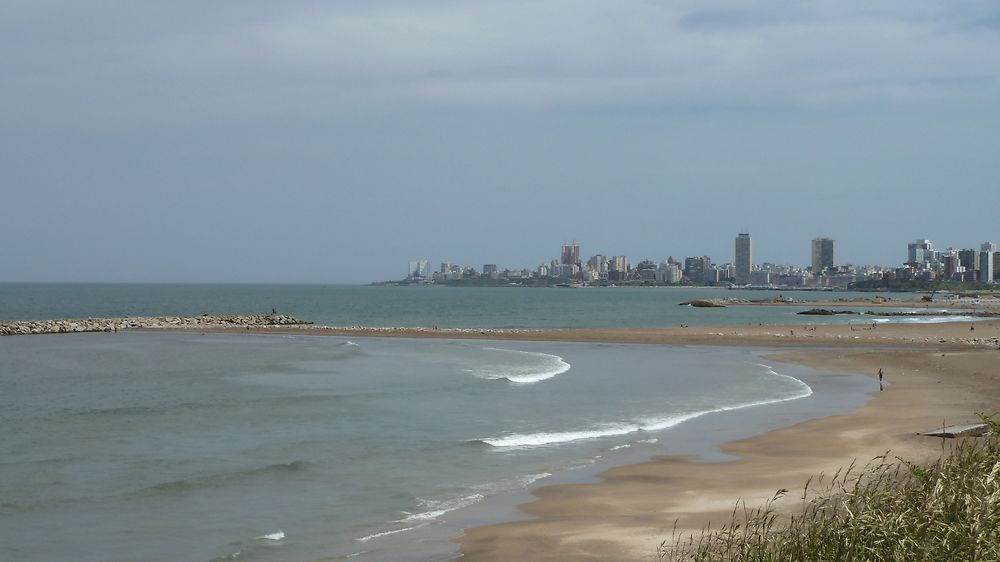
[811,238,837,272]
[980,242,997,283]
[908,239,933,264]
[560,242,581,267]
[735,233,752,285]
[980,251,994,283]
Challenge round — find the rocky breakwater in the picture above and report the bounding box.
[0,314,309,336]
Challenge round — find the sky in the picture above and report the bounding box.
[2,0,999,283]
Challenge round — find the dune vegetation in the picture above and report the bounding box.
[660,415,1000,561]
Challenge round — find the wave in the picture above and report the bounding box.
[395,493,485,523]
[469,347,571,384]
[255,531,284,541]
[355,522,430,542]
[138,461,309,496]
[608,438,659,452]
[479,364,813,449]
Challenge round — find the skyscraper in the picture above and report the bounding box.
[908,239,933,264]
[811,238,837,272]
[407,260,430,279]
[735,233,752,285]
[980,242,997,283]
[561,242,580,267]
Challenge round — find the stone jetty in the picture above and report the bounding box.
[0,314,309,336]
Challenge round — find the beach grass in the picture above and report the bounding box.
[659,414,1000,561]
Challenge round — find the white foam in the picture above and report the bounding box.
[515,472,551,487]
[482,424,638,448]
[255,531,284,541]
[482,364,813,449]
[344,341,359,347]
[355,523,429,542]
[395,493,485,523]
[471,347,571,384]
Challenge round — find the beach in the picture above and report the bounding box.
[144,317,1000,560]
[271,320,1000,560]
[4,298,999,561]
[448,324,1000,561]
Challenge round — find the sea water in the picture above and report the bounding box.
[0,283,927,328]
[0,329,875,562]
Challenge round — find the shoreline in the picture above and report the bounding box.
[453,331,1000,560]
[6,316,1000,560]
[139,320,999,559]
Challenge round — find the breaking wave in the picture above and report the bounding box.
[468,347,570,384]
[478,364,812,449]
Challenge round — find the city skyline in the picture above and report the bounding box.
[409,233,998,281]
[2,2,999,284]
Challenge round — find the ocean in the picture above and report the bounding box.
[0,284,915,561]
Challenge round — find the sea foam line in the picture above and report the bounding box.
[473,347,571,384]
[479,364,813,449]
[394,493,485,523]
[355,522,430,542]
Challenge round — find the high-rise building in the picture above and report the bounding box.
[980,251,994,283]
[683,256,712,283]
[908,239,933,264]
[958,249,979,277]
[735,233,752,285]
[608,255,630,281]
[408,260,430,279]
[561,242,581,267]
[811,238,837,272]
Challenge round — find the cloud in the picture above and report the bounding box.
[223,0,1000,107]
[4,0,998,126]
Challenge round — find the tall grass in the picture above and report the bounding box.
[659,415,1000,561]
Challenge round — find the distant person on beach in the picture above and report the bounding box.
[879,368,884,391]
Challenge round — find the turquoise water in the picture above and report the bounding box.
[0,285,882,561]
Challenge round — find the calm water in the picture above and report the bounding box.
[0,285,886,561]
[0,283,924,328]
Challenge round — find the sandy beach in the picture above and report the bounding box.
[146,319,1000,560]
[452,322,1000,561]
[281,320,998,561]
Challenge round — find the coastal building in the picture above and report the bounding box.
[482,264,499,279]
[735,233,752,285]
[608,256,630,282]
[657,261,683,284]
[908,239,934,264]
[979,243,996,283]
[750,269,771,286]
[561,243,581,267]
[811,238,837,272]
[979,251,994,283]
[683,256,712,283]
[958,249,979,280]
[407,260,430,280]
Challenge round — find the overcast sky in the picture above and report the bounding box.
[2,1,999,283]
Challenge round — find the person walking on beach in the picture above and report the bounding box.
[878,368,884,391]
